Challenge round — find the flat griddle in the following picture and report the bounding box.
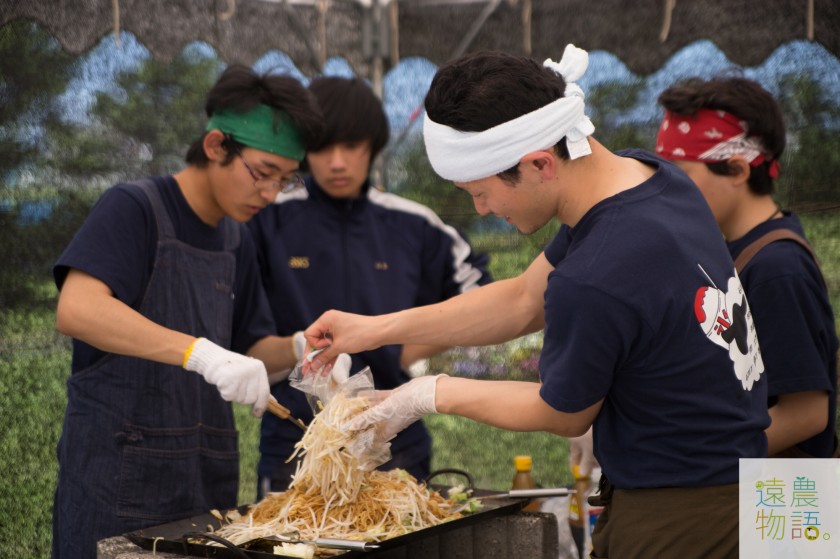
[124,488,526,558]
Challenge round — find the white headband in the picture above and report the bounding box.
[423,44,595,183]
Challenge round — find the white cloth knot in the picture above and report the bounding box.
[424,44,594,183]
[543,43,590,84]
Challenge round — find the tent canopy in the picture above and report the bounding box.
[4,0,838,78]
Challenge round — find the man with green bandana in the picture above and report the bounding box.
[50,64,323,559]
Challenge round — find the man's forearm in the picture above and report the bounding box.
[400,344,449,368]
[435,376,600,437]
[304,254,552,368]
[247,335,299,373]
[766,390,829,455]
[378,276,544,348]
[56,269,194,366]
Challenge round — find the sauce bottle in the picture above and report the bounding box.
[568,464,591,558]
[586,467,604,556]
[512,455,540,512]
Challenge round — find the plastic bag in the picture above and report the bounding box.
[289,360,392,471]
[289,353,354,412]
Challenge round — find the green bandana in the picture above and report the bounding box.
[206,104,305,161]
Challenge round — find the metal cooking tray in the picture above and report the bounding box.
[124,488,526,558]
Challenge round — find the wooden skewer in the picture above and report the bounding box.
[266,399,308,431]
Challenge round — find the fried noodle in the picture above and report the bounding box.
[214,392,462,546]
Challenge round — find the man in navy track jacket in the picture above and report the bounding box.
[248,76,493,497]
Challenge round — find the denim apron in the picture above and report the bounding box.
[52,180,240,559]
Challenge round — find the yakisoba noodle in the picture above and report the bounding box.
[213,391,463,547]
[287,389,370,504]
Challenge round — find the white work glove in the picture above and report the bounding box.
[329,352,352,384]
[184,338,270,417]
[299,346,351,383]
[292,331,306,361]
[569,426,598,477]
[268,331,308,386]
[345,374,446,442]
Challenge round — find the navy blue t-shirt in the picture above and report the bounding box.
[540,150,770,489]
[54,176,276,372]
[729,213,838,457]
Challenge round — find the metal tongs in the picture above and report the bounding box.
[266,397,307,431]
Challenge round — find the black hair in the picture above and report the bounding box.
[657,76,785,196]
[185,64,324,166]
[306,76,390,164]
[424,51,570,182]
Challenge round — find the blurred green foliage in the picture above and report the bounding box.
[0,308,69,558]
[0,186,101,309]
[0,21,76,177]
[775,73,840,208]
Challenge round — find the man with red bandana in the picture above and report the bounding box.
[656,76,838,458]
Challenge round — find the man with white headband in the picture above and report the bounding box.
[657,75,838,460]
[304,47,770,557]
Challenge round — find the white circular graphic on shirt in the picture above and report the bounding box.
[694,270,764,391]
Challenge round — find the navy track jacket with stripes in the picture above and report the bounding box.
[248,177,493,471]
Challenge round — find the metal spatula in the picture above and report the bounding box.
[451,487,575,513]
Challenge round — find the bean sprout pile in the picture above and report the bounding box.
[213,392,462,550]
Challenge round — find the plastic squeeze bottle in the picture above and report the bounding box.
[511,455,541,512]
[568,464,591,558]
[585,467,604,556]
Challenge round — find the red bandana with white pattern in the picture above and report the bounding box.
[655,108,780,178]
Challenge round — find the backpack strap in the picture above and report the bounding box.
[737,227,837,459]
[734,228,826,290]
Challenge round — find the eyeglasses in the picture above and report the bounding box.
[236,150,305,194]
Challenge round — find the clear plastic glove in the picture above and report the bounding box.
[569,426,598,477]
[345,374,446,442]
[289,353,354,413]
[184,338,270,417]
